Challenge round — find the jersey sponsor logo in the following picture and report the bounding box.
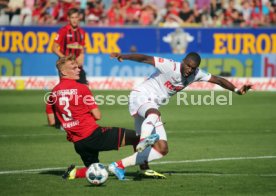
[67,42,83,49]
[67,34,73,37]
[164,81,184,92]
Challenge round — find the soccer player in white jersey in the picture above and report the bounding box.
[108,52,252,180]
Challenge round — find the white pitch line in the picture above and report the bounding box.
[0,133,64,138]
[0,155,276,175]
[150,155,276,165]
[166,129,274,134]
[0,167,65,175]
[163,173,276,177]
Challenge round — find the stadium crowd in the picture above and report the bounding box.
[0,0,275,27]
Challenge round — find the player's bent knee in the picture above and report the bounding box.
[153,140,169,156]
[160,146,169,156]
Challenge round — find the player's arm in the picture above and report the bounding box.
[110,53,155,66]
[52,42,65,58]
[52,29,65,58]
[208,75,252,95]
[90,108,101,120]
[45,99,55,126]
[47,113,56,126]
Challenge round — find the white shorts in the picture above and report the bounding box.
[129,90,159,118]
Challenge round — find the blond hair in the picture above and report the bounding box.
[56,55,76,71]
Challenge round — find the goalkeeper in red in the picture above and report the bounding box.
[108,52,252,180]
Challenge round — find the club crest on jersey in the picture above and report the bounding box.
[158,58,164,63]
[54,34,59,40]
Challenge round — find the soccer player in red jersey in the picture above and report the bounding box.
[48,8,87,128]
[52,8,85,69]
[46,55,160,180]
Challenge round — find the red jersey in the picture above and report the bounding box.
[54,24,85,58]
[47,78,99,142]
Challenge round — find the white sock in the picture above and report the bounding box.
[121,147,163,168]
[147,147,163,162]
[140,114,159,139]
[121,152,138,168]
[154,121,167,141]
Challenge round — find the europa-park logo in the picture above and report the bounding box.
[213,33,276,54]
[0,31,122,53]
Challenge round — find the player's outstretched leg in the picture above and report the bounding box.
[138,161,166,179]
[140,113,160,139]
[110,143,167,180]
[139,169,166,179]
[108,162,125,180]
[62,165,77,180]
[62,165,87,179]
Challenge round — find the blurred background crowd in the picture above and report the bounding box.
[0,0,275,27]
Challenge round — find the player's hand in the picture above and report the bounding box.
[110,53,123,62]
[237,84,253,95]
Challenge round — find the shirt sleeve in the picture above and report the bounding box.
[54,28,64,45]
[195,68,212,82]
[153,57,177,73]
[45,103,54,114]
[82,86,98,110]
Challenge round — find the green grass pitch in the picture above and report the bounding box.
[0,90,275,195]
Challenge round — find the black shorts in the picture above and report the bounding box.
[76,68,88,85]
[74,126,125,167]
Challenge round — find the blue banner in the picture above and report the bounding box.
[0,53,58,76]
[0,53,263,77]
[1,26,275,77]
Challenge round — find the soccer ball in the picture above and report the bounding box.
[86,163,109,185]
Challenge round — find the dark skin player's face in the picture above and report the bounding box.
[181,58,199,77]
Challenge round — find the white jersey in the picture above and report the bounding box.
[133,56,211,102]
